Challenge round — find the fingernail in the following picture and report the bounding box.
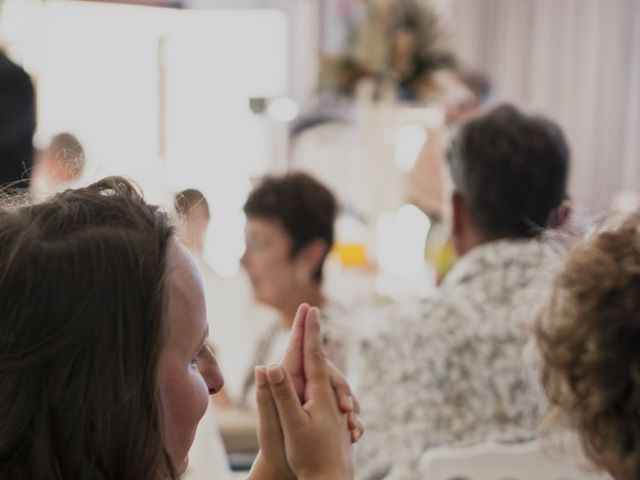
[254,366,267,387]
[266,365,284,384]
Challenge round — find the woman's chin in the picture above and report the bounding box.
[158,456,189,478]
[176,456,189,476]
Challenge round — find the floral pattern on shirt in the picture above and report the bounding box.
[355,238,557,480]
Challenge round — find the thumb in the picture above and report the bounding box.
[303,308,333,403]
[266,365,308,433]
[281,303,310,400]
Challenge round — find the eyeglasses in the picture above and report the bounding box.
[244,235,274,253]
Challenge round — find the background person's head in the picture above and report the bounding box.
[0,51,35,188]
[447,104,570,255]
[35,132,85,186]
[0,177,222,479]
[174,188,210,255]
[536,215,640,480]
[442,69,492,125]
[241,172,337,317]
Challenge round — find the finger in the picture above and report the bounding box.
[303,307,332,402]
[349,418,365,443]
[254,366,283,444]
[337,394,354,414]
[354,419,365,443]
[328,362,354,413]
[281,303,310,399]
[352,394,361,416]
[266,364,307,432]
[281,303,309,365]
[347,412,357,430]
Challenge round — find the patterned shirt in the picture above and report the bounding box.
[355,238,557,480]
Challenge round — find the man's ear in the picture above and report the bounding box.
[451,192,466,238]
[451,192,478,256]
[552,197,572,229]
[296,238,329,281]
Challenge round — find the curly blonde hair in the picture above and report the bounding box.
[536,214,640,480]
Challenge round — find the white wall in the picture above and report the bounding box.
[183,0,320,107]
[2,1,289,276]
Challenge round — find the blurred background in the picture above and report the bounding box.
[2,0,639,272]
[1,0,638,476]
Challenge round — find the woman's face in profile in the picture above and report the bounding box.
[157,243,224,473]
[241,217,301,310]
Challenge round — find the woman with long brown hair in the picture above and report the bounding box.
[0,177,361,479]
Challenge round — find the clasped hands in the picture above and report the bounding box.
[248,304,363,480]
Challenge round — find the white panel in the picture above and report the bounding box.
[163,9,287,275]
[12,2,288,274]
[164,9,287,193]
[36,2,162,197]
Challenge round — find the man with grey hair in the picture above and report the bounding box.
[355,104,571,479]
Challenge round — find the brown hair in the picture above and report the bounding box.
[536,214,640,480]
[0,177,176,479]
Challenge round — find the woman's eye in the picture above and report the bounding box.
[190,345,208,368]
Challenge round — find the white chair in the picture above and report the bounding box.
[418,440,612,480]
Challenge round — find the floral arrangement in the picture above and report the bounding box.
[319,0,453,99]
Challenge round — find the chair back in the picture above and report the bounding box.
[419,440,612,480]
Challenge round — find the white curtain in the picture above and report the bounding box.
[441,0,640,213]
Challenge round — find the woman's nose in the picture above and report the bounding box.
[240,249,250,268]
[201,347,224,394]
